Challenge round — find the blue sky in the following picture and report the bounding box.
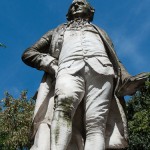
[0,0,150,100]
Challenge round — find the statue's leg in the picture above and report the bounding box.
[84,70,114,150]
[67,101,85,150]
[67,127,84,150]
[30,123,50,150]
[51,73,85,150]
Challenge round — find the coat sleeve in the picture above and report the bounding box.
[21,29,56,73]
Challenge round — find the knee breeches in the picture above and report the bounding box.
[54,65,114,132]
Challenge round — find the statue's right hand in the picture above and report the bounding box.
[48,60,58,77]
[51,64,58,76]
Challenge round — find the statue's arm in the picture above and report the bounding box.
[94,24,149,96]
[22,29,57,75]
[105,33,149,96]
[97,26,132,80]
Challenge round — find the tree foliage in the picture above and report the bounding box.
[127,78,150,149]
[0,43,6,48]
[0,91,35,150]
[0,79,150,149]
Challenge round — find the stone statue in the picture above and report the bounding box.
[22,0,148,149]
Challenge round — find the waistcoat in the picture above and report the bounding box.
[58,22,114,75]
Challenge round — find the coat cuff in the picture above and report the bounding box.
[39,54,56,72]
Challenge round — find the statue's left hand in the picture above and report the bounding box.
[117,72,150,96]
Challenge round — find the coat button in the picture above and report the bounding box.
[84,57,88,60]
[84,51,87,54]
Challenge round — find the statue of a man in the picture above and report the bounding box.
[22,0,148,149]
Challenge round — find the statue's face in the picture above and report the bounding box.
[70,2,90,19]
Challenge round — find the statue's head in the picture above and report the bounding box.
[66,0,95,22]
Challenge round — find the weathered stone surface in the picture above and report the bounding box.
[22,0,149,149]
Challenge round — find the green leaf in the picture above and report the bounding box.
[0,43,6,48]
[0,91,35,149]
[127,78,150,150]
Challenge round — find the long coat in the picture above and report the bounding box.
[22,23,131,149]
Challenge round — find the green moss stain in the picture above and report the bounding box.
[54,97,73,144]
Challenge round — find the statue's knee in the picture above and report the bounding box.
[54,95,76,118]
